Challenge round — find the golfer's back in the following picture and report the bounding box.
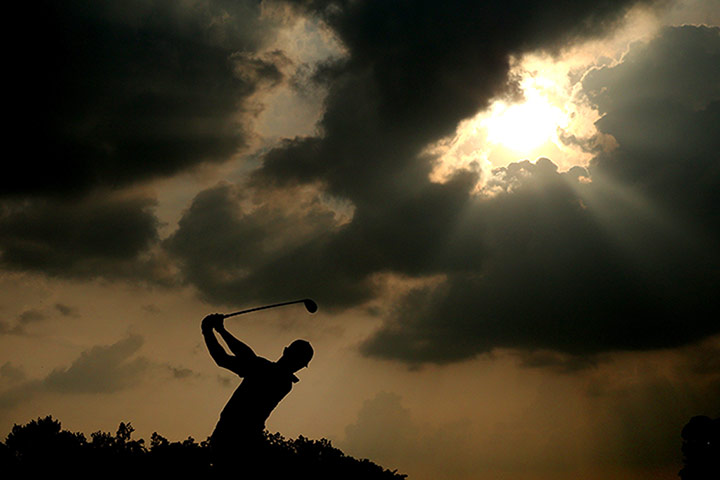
[212,357,297,441]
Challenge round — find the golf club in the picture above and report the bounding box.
[222,298,318,319]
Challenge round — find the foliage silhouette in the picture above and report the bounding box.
[1,415,407,479]
[679,415,719,480]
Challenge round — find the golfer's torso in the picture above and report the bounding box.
[218,358,294,432]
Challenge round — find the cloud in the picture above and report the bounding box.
[514,349,602,373]
[362,158,720,363]
[142,304,162,315]
[576,347,720,468]
[164,365,199,380]
[43,335,149,394]
[164,181,367,308]
[256,0,645,199]
[678,336,720,376]
[17,309,46,325]
[171,0,648,300]
[1,305,78,336]
[585,25,720,230]
[162,4,720,366]
[340,355,720,478]
[0,336,150,408]
[342,392,419,468]
[584,26,719,114]
[3,0,286,199]
[0,1,302,279]
[360,26,720,364]
[54,304,79,318]
[0,309,48,336]
[0,362,26,384]
[0,193,163,280]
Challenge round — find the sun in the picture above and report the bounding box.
[427,54,603,187]
[482,89,567,153]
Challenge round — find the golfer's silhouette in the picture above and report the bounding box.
[202,313,313,473]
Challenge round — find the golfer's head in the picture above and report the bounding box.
[281,339,313,371]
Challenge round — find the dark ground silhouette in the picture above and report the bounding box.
[0,416,406,479]
[4,414,718,478]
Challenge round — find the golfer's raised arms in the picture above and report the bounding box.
[216,323,257,363]
[202,314,253,375]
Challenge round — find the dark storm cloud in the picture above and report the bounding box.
[514,349,602,373]
[362,26,720,364]
[363,156,720,363]
[170,0,649,310]
[259,0,648,202]
[0,194,162,279]
[167,6,720,364]
[164,182,369,308]
[585,25,720,232]
[0,0,293,279]
[3,0,284,198]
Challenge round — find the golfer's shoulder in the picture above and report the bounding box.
[232,354,269,376]
[250,355,273,371]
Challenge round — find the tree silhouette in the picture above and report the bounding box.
[1,415,406,479]
[3,415,85,473]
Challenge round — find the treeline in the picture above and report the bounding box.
[0,416,406,479]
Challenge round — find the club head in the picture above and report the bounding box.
[303,298,318,314]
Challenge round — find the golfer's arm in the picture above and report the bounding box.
[216,327,256,362]
[203,329,235,370]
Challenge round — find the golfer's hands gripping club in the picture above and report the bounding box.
[201,313,225,334]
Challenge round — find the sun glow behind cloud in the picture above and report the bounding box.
[428,4,669,192]
[482,87,567,153]
[427,59,596,189]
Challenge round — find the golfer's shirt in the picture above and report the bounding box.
[214,356,299,437]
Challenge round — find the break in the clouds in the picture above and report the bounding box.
[4,0,286,198]
[0,336,149,408]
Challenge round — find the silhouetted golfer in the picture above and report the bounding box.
[201,313,313,473]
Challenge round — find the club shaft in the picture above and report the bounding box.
[223,299,307,319]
